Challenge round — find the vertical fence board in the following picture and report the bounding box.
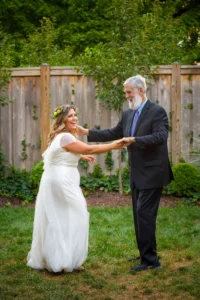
[8,83,14,163]
[40,64,50,153]
[181,75,192,161]
[24,77,41,168]
[0,82,14,163]
[158,75,172,156]
[191,75,200,165]
[171,63,181,164]
[11,78,26,167]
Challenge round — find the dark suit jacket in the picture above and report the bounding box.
[88,100,174,190]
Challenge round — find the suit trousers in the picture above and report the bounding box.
[131,186,163,264]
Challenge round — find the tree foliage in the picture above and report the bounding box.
[0,0,199,107]
[0,0,110,55]
[0,0,199,65]
[76,0,189,111]
[0,28,15,105]
[19,18,73,66]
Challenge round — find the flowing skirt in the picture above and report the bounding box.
[27,165,89,272]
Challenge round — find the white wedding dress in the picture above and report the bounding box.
[27,133,89,273]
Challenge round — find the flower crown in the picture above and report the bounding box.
[52,104,75,119]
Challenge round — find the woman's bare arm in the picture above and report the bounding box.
[63,139,124,154]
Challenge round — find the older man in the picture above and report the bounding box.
[77,75,173,272]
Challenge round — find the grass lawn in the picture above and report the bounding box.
[0,205,200,300]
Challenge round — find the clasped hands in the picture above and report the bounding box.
[114,137,135,149]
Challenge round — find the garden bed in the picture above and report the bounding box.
[0,191,181,208]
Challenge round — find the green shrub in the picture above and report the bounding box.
[80,174,119,193]
[80,175,101,192]
[99,175,119,192]
[91,163,104,178]
[80,163,131,194]
[30,161,44,196]
[0,147,33,202]
[0,166,33,202]
[163,163,200,198]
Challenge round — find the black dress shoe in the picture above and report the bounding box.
[130,261,162,272]
[127,256,140,262]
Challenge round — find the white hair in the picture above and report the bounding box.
[123,75,147,91]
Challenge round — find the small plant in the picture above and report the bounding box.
[121,148,127,162]
[21,137,28,161]
[37,136,41,149]
[32,104,38,120]
[122,165,131,194]
[180,195,200,206]
[184,103,193,110]
[179,157,186,163]
[185,89,193,94]
[186,131,193,144]
[5,201,11,207]
[30,161,44,196]
[79,159,89,173]
[71,84,75,95]
[91,163,104,178]
[105,151,114,174]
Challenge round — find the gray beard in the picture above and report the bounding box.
[128,95,142,110]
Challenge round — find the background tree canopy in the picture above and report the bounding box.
[0,0,199,105]
[0,0,199,67]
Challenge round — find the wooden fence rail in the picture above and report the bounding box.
[0,63,200,173]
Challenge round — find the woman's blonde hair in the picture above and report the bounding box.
[47,104,77,145]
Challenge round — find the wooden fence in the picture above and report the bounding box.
[0,63,200,173]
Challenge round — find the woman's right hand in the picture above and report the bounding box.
[112,137,135,150]
[121,137,135,146]
[111,139,126,149]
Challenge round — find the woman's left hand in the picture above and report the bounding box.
[80,155,96,164]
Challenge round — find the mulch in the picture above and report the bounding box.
[86,191,180,207]
[0,191,181,208]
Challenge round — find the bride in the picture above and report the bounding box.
[27,104,127,273]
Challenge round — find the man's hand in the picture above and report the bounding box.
[112,137,135,149]
[121,137,135,147]
[76,125,89,136]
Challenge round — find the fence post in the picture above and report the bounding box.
[40,63,50,154]
[171,62,181,164]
